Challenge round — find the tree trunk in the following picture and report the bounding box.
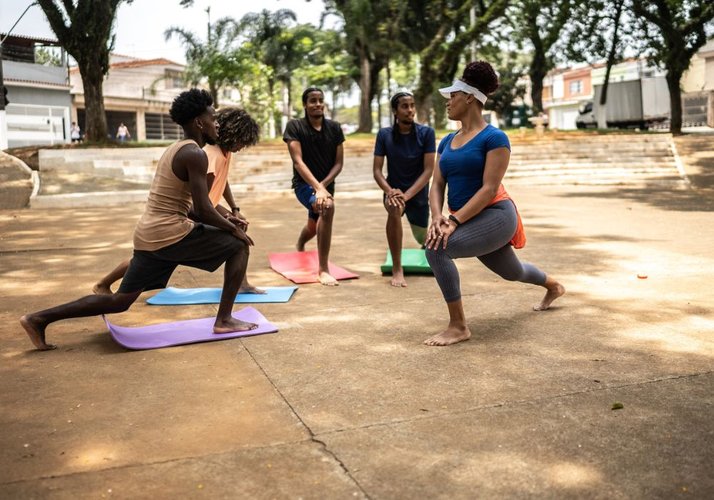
[78,61,108,142]
[598,62,614,129]
[374,69,382,130]
[267,78,276,139]
[330,86,338,122]
[357,48,372,133]
[415,61,434,124]
[666,70,683,135]
[599,0,625,129]
[209,80,219,108]
[530,66,546,115]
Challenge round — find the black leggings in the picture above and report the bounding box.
[426,200,546,303]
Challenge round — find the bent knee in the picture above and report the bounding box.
[384,203,402,216]
[110,292,139,313]
[495,268,523,282]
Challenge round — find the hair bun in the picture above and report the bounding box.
[461,61,499,95]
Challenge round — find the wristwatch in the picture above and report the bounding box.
[448,214,462,226]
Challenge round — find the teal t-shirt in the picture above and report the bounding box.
[437,124,510,211]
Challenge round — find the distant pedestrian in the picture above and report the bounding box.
[373,91,435,287]
[70,122,81,143]
[424,60,565,347]
[116,122,131,142]
[283,86,345,286]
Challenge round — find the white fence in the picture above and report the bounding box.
[5,103,70,148]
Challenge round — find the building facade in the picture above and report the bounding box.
[1,33,71,149]
[69,55,187,142]
[543,66,593,130]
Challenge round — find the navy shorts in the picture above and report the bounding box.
[295,182,335,221]
[117,224,245,293]
[383,190,429,228]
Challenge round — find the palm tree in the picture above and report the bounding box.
[238,9,300,136]
[164,10,242,107]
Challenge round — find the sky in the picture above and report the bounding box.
[0,0,327,64]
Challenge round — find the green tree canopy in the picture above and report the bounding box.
[165,14,246,107]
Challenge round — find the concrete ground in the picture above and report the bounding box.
[1,160,713,498]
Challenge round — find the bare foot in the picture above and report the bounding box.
[238,284,266,295]
[390,268,407,287]
[92,283,113,295]
[20,315,57,351]
[319,271,339,286]
[423,325,471,346]
[213,316,258,334]
[296,242,305,251]
[533,282,565,311]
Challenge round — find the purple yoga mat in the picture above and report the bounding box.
[104,307,278,350]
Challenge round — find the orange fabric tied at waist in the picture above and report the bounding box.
[490,184,526,249]
[447,184,526,248]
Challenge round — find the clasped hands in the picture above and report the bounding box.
[425,215,455,250]
[386,188,406,208]
[313,186,333,216]
[224,212,254,246]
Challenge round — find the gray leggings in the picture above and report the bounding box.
[426,200,546,303]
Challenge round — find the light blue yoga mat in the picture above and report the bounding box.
[146,286,298,305]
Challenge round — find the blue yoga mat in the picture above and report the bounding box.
[146,286,298,305]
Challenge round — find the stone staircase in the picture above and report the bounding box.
[505,133,683,186]
[29,132,687,208]
[230,132,686,195]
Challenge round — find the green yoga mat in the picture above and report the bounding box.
[381,248,433,274]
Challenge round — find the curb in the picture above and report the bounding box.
[30,190,149,209]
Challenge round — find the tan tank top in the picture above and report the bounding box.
[133,139,197,251]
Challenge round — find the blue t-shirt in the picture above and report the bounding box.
[374,123,436,192]
[437,124,510,211]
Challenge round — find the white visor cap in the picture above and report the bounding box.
[438,79,488,104]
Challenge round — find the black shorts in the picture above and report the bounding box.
[117,224,245,293]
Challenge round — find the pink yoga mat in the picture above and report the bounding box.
[268,250,359,284]
[104,307,277,350]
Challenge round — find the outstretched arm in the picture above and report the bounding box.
[373,155,404,208]
[320,144,344,187]
[287,140,333,215]
[403,152,435,201]
[174,145,252,245]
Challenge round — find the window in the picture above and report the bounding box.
[569,80,583,95]
[164,70,184,89]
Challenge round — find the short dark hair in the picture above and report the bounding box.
[170,88,214,125]
[301,87,323,105]
[216,107,260,150]
[461,61,499,95]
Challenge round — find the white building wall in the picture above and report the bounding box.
[552,74,565,99]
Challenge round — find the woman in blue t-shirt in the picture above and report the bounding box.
[423,61,565,347]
